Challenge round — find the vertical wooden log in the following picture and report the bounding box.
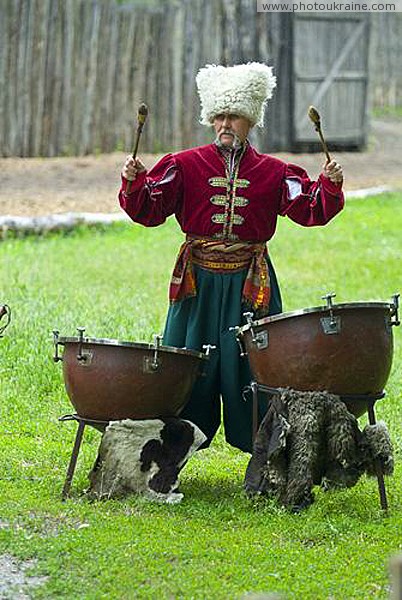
[144,12,157,152]
[171,3,185,150]
[124,8,149,152]
[32,0,50,156]
[6,0,19,155]
[157,4,173,150]
[194,0,216,148]
[0,0,9,154]
[73,1,91,155]
[121,7,137,153]
[49,0,65,156]
[59,0,74,155]
[41,0,58,155]
[80,0,101,154]
[21,0,35,156]
[118,8,130,152]
[181,3,194,147]
[15,0,28,155]
[221,0,238,64]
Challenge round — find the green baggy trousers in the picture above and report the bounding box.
[163,258,282,453]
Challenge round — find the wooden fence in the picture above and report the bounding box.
[0,0,401,157]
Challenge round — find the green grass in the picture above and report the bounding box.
[372,105,402,120]
[0,192,401,599]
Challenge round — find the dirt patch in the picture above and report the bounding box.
[1,118,401,218]
[0,554,48,599]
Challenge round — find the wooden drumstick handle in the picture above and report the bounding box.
[131,103,148,160]
[126,103,148,193]
[308,105,331,163]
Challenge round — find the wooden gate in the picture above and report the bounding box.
[290,13,370,150]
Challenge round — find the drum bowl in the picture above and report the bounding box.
[57,337,208,421]
[238,302,397,417]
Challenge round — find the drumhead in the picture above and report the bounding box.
[57,336,208,360]
[240,301,393,331]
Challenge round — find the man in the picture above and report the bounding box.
[118,62,344,454]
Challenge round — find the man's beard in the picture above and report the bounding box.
[214,131,243,150]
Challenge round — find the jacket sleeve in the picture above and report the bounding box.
[118,154,183,227]
[278,162,344,226]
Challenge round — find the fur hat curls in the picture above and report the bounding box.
[196,62,276,128]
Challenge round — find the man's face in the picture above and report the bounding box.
[213,113,252,148]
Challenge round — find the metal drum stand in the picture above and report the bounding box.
[59,414,109,500]
[248,382,389,511]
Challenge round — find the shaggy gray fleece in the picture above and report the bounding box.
[245,389,393,510]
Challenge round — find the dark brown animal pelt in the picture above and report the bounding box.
[245,389,393,511]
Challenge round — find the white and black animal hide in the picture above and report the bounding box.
[245,389,394,511]
[88,418,207,503]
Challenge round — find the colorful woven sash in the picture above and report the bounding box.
[169,237,270,312]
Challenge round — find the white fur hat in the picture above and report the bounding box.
[196,62,276,128]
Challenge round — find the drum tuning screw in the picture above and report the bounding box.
[244,312,254,326]
[243,312,259,344]
[77,327,86,361]
[321,293,341,334]
[321,292,336,310]
[53,329,62,362]
[391,293,400,326]
[242,312,268,350]
[142,334,162,373]
[322,292,336,322]
[151,334,162,370]
[229,325,247,357]
[202,344,216,357]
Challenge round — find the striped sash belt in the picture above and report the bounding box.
[169,236,271,312]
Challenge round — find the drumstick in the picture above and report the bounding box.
[126,103,148,193]
[308,105,331,163]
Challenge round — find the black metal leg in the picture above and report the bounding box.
[251,381,259,442]
[367,402,388,512]
[62,419,86,501]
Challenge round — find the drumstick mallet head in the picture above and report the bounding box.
[308,105,331,163]
[126,103,148,193]
[131,103,148,159]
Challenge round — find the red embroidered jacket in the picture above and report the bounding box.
[119,143,344,242]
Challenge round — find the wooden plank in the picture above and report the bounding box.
[292,13,370,148]
[296,18,367,127]
[297,73,368,82]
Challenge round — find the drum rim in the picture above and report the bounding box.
[240,301,393,330]
[57,336,209,360]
